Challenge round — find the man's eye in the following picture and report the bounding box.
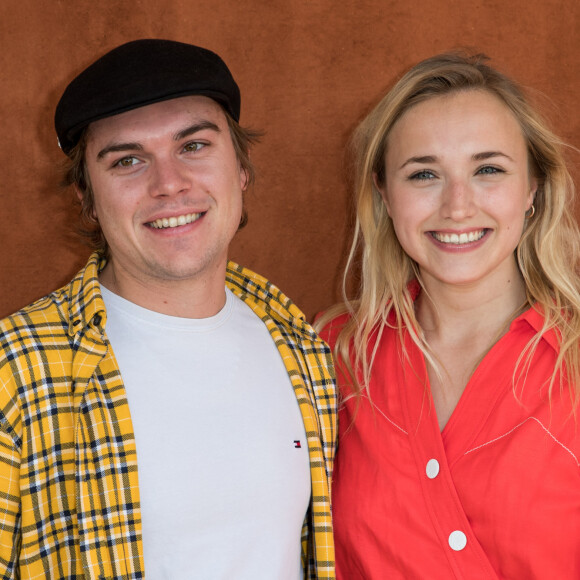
[115,156,139,168]
[184,142,205,153]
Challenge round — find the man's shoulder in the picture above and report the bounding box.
[225,261,311,336]
[0,254,101,343]
[1,283,71,336]
[226,261,334,349]
[226,261,299,313]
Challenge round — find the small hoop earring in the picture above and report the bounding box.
[525,204,535,219]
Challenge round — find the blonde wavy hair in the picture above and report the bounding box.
[318,52,580,410]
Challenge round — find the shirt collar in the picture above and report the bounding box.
[67,252,107,337]
[512,303,560,352]
[226,260,322,341]
[65,254,334,344]
[407,278,560,353]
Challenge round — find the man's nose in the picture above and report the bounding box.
[149,157,191,198]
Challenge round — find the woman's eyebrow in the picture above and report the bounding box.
[472,150,514,162]
[399,155,437,169]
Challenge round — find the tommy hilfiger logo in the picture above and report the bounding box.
[294,440,302,448]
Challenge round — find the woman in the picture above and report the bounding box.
[319,53,580,579]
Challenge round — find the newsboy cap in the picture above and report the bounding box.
[54,39,241,156]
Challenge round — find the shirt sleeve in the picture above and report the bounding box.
[0,404,21,577]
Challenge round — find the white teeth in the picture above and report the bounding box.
[149,212,202,229]
[433,230,485,244]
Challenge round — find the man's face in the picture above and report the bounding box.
[84,95,246,292]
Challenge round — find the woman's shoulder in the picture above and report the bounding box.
[316,310,352,348]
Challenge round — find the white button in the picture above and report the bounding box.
[426,459,440,479]
[448,530,467,551]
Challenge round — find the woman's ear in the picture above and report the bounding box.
[527,177,538,209]
[373,172,391,216]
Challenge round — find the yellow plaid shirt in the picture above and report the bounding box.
[0,253,336,579]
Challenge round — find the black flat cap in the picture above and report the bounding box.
[55,39,240,156]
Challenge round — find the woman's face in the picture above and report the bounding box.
[377,89,536,292]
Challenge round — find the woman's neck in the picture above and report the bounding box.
[415,269,528,342]
[414,268,529,430]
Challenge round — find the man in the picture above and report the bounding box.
[0,39,336,579]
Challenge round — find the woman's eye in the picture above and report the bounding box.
[409,170,435,181]
[477,165,504,175]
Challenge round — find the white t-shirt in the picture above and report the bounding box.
[101,286,310,579]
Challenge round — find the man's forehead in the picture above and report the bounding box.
[86,95,227,146]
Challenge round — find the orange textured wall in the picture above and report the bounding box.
[0,1,578,319]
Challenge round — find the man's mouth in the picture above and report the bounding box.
[430,229,487,245]
[148,212,203,229]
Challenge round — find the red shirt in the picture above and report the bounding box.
[322,306,580,579]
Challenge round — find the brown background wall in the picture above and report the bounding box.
[0,0,578,320]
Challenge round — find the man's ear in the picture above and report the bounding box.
[74,185,84,203]
[240,167,249,192]
[75,185,98,220]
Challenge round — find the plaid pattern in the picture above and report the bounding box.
[0,253,336,579]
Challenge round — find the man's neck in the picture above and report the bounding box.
[98,260,227,319]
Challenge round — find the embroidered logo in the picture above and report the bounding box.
[294,440,302,448]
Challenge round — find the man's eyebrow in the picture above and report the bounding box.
[96,121,222,160]
[97,142,143,160]
[175,120,220,141]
